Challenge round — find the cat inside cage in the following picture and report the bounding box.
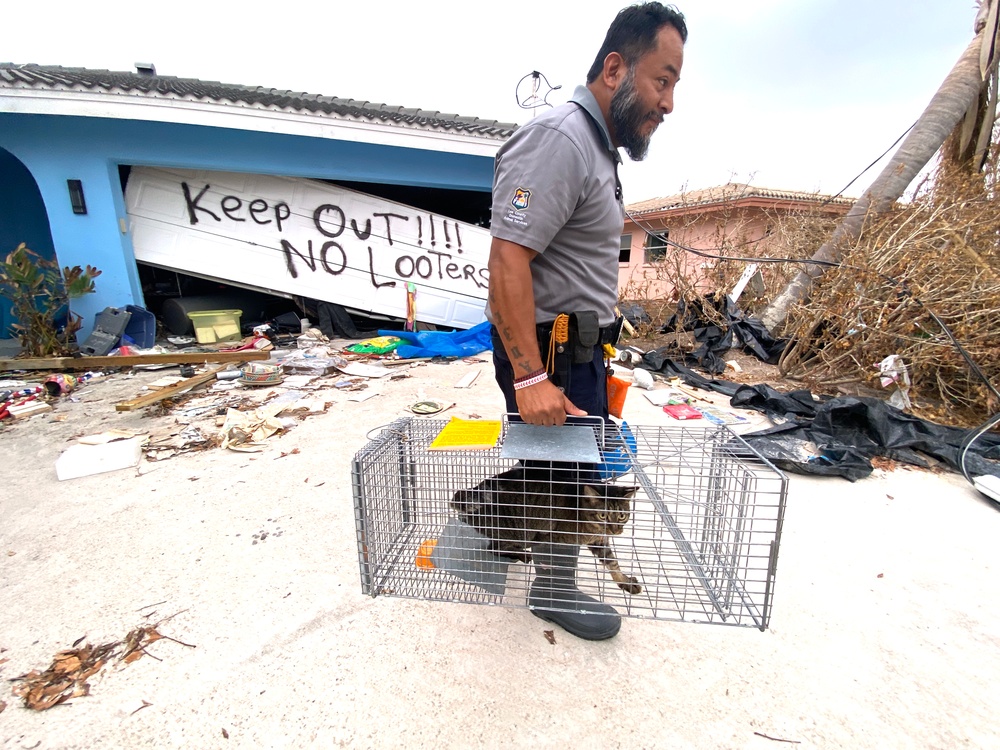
[450,462,643,595]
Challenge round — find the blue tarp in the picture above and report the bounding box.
[378,321,493,359]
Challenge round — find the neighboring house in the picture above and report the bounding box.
[0,64,515,338]
[618,182,854,301]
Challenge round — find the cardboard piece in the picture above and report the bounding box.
[55,437,143,480]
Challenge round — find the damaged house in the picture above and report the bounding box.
[0,63,514,341]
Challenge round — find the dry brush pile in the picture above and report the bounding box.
[621,162,1000,427]
[777,158,1000,427]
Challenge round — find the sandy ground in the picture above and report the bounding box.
[1,348,998,749]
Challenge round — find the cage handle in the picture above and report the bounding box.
[501,412,606,445]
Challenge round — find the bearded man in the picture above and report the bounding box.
[485,3,687,641]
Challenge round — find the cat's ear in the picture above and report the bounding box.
[580,485,602,506]
[613,485,639,499]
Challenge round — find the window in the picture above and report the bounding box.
[644,230,669,263]
[619,234,632,264]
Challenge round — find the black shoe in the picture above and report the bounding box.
[528,541,621,641]
[528,579,621,640]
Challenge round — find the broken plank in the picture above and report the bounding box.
[454,370,480,389]
[8,401,53,419]
[115,365,228,412]
[0,351,271,372]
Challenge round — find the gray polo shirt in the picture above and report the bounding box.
[489,85,624,327]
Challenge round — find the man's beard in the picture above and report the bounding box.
[610,67,657,161]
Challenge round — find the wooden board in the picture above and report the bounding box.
[8,402,53,419]
[0,350,271,372]
[115,365,229,411]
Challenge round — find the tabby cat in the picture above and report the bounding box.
[450,465,642,594]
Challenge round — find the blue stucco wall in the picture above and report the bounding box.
[0,112,495,339]
[0,147,57,338]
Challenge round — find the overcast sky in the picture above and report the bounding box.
[6,1,979,202]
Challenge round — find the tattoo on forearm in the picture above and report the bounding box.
[517,360,533,374]
[510,346,522,359]
[501,327,513,341]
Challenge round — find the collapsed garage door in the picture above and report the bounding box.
[125,167,491,329]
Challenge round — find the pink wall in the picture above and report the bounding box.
[618,198,850,306]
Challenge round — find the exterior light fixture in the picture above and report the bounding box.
[67,179,87,215]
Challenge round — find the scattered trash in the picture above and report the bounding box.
[239,362,284,387]
[295,328,330,349]
[877,354,912,410]
[0,384,46,420]
[147,375,187,390]
[696,404,749,426]
[218,404,290,451]
[663,403,702,420]
[76,429,139,445]
[43,373,77,396]
[10,617,194,711]
[643,389,689,407]
[632,368,655,390]
[338,362,392,379]
[411,400,444,415]
[453,370,480,389]
[345,336,402,355]
[7,400,51,419]
[381,321,492,359]
[55,436,144,480]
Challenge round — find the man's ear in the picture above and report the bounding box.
[601,51,627,90]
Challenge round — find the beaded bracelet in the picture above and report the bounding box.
[513,371,548,391]
[513,368,546,384]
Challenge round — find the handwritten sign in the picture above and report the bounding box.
[126,167,491,329]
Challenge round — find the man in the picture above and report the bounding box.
[486,3,687,640]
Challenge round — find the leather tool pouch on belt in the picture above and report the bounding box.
[569,311,600,364]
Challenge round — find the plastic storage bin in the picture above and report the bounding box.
[81,307,132,356]
[187,309,242,344]
[122,304,156,348]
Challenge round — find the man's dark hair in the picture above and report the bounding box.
[586,3,688,84]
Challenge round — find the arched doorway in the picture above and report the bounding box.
[0,147,56,340]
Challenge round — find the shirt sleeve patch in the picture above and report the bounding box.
[511,187,531,210]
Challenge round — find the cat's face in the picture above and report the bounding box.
[580,485,638,535]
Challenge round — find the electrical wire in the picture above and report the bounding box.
[515,70,562,111]
[818,120,918,206]
[959,410,1000,484]
[625,203,1000,489]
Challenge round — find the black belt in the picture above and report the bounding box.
[535,321,619,346]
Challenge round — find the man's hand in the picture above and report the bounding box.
[514,378,587,426]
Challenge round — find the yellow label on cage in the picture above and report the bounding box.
[427,417,502,451]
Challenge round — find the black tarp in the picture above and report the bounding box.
[660,294,787,374]
[639,358,1000,482]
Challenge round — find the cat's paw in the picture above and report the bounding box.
[620,577,642,595]
[507,551,532,564]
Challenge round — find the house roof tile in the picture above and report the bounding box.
[626,182,855,214]
[0,63,517,139]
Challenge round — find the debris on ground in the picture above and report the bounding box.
[10,619,195,711]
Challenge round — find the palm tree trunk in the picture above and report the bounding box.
[760,18,991,333]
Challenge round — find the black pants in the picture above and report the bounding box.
[490,325,609,422]
[490,324,607,501]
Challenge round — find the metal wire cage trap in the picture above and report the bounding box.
[351,417,787,630]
